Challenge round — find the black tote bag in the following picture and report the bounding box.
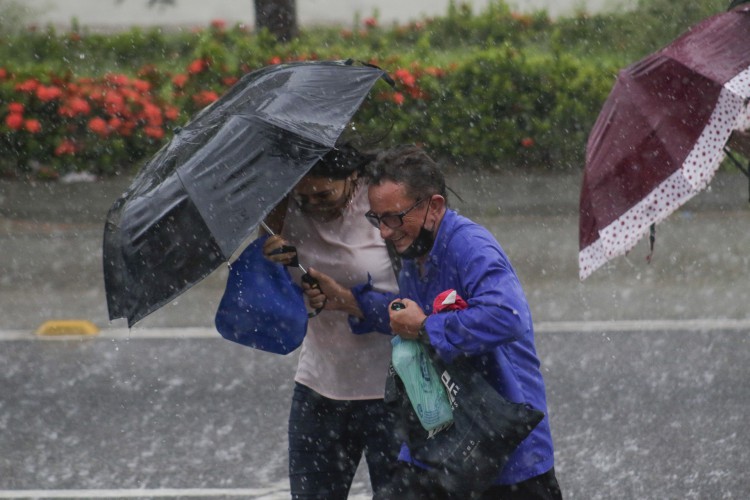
[384,348,545,494]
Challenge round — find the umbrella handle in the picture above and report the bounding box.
[302,273,326,318]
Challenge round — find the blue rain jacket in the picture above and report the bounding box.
[351,209,555,485]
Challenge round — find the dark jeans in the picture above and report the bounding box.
[375,463,563,500]
[288,382,400,499]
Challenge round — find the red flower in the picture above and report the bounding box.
[424,66,446,78]
[137,64,159,79]
[105,73,130,87]
[131,79,151,93]
[54,139,77,156]
[8,102,24,114]
[88,116,109,136]
[192,90,219,107]
[5,113,23,130]
[67,97,91,116]
[15,79,40,93]
[164,106,180,121]
[392,92,405,106]
[363,17,377,28]
[269,56,282,65]
[86,87,105,102]
[24,118,42,134]
[103,92,126,116]
[120,88,141,103]
[58,97,91,118]
[222,76,239,87]
[511,12,533,28]
[143,125,165,139]
[108,117,123,132]
[188,59,206,75]
[121,120,138,136]
[0,68,7,80]
[141,103,163,127]
[172,74,189,88]
[210,19,226,30]
[394,68,416,88]
[521,137,535,148]
[35,85,63,102]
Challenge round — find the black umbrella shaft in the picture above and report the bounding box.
[260,221,324,318]
[260,221,308,274]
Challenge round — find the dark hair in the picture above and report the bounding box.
[365,144,447,202]
[307,143,375,180]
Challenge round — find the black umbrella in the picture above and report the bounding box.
[104,60,392,327]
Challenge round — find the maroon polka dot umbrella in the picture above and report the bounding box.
[579,5,750,280]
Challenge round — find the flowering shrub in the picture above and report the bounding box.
[429,48,617,168]
[0,0,658,178]
[0,69,184,176]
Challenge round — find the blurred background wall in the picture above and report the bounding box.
[20,0,634,30]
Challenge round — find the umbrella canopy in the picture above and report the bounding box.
[104,60,390,326]
[579,6,750,280]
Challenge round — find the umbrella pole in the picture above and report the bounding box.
[260,221,325,318]
[723,148,750,203]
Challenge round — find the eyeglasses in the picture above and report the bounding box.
[365,198,426,229]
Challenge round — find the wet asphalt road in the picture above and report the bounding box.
[1,169,749,498]
[2,328,750,499]
[1,169,749,330]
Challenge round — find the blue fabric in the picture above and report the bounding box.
[215,234,308,354]
[348,274,395,334]
[353,209,555,485]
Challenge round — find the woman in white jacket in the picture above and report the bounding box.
[260,143,400,499]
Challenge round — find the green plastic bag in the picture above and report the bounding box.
[391,336,454,431]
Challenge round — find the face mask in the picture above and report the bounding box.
[398,200,435,259]
[398,225,435,259]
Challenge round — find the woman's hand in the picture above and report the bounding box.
[301,270,328,312]
[262,235,296,266]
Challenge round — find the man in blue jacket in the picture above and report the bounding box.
[305,144,561,499]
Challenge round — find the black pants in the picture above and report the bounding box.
[483,467,563,500]
[375,463,563,500]
[288,383,400,499]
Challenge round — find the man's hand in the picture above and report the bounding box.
[388,298,427,340]
[303,267,364,318]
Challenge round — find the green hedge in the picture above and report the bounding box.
[406,48,618,169]
[0,0,732,178]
